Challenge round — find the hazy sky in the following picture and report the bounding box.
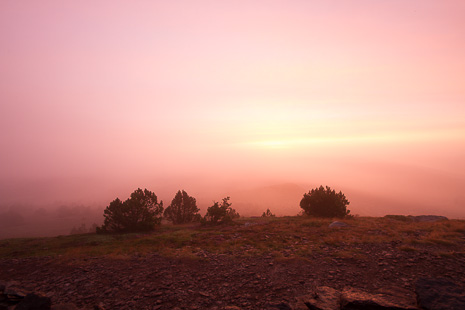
[1,1,464,217]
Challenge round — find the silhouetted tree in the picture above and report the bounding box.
[97,188,163,233]
[202,197,239,225]
[261,208,275,217]
[164,190,200,224]
[300,185,350,218]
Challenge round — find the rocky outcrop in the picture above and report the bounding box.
[340,287,417,310]
[294,286,339,310]
[384,215,448,223]
[293,285,440,310]
[415,278,465,310]
[15,292,51,310]
[0,281,33,309]
[0,281,80,310]
[409,216,448,223]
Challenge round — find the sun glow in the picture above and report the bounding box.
[243,127,465,151]
[256,140,289,149]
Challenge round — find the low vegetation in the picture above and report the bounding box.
[261,208,275,217]
[97,188,164,233]
[163,190,200,224]
[3,185,463,262]
[96,184,349,234]
[201,197,240,225]
[300,185,350,218]
[1,216,463,260]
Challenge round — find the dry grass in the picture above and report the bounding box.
[0,216,464,259]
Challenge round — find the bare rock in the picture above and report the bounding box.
[15,292,51,310]
[4,281,28,300]
[415,278,465,310]
[341,287,417,310]
[294,286,340,310]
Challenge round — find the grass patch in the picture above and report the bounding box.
[1,216,464,259]
[425,238,456,246]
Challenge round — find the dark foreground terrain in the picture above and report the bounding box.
[1,216,465,309]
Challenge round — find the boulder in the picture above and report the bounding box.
[340,287,417,310]
[294,286,340,310]
[4,282,28,301]
[328,221,349,228]
[15,292,51,310]
[415,278,465,310]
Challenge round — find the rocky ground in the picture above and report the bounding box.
[2,241,465,309]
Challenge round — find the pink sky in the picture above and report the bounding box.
[1,1,464,217]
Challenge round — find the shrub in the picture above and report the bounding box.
[164,190,200,224]
[300,185,350,218]
[261,208,275,217]
[97,188,163,233]
[201,197,239,225]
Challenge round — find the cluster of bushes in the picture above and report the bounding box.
[97,185,350,233]
[96,189,241,233]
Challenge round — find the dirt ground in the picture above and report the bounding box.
[2,241,465,310]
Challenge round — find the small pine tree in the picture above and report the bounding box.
[202,197,239,225]
[261,208,275,217]
[97,188,163,233]
[164,190,200,224]
[300,185,350,218]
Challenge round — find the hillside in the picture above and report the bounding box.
[1,216,465,309]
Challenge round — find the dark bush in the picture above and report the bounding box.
[164,190,200,224]
[201,197,239,225]
[300,185,350,218]
[97,188,163,233]
[261,208,275,217]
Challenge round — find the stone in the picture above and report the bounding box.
[4,284,28,299]
[415,278,465,310]
[293,286,340,310]
[15,292,52,310]
[199,291,210,297]
[341,287,417,310]
[328,221,349,228]
[409,215,448,222]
